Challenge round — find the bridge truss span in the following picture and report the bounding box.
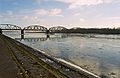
[23,25,48,33]
[49,26,68,33]
[0,24,22,30]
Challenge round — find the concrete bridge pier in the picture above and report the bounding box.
[46,30,50,34]
[21,29,24,39]
[46,30,50,38]
[0,29,2,34]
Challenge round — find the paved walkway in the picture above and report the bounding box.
[0,34,20,78]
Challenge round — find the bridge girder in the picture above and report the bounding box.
[24,25,48,32]
[0,24,21,30]
[0,24,68,33]
[49,26,67,32]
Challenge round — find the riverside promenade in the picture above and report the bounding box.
[0,34,100,78]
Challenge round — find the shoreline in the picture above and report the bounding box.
[0,34,100,78]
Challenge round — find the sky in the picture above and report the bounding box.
[0,0,120,28]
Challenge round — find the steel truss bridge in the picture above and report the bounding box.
[0,24,68,39]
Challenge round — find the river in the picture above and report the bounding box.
[3,30,120,78]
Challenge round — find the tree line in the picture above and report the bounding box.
[53,28,120,34]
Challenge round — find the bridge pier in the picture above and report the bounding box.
[21,29,24,39]
[46,30,50,38]
[0,29,2,34]
[46,30,50,34]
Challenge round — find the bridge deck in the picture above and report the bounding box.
[0,34,99,78]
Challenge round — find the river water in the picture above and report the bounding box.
[3,30,120,78]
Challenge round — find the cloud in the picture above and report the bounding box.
[49,0,113,9]
[107,16,120,20]
[22,16,38,20]
[35,0,50,4]
[68,0,103,9]
[74,13,80,16]
[49,8,62,16]
[22,15,45,22]
[34,8,62,16]
[6,10,13,15]
[0,8,62,26]
[34,9,48,16]
[80,18,85,22]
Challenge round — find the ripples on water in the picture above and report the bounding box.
[3,31,120,78]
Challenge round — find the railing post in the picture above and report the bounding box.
[21,29,24,39]
[0,29,2,34]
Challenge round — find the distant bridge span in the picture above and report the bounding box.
[0,24,68,39]
[24,25,48,32]
[49,26,68,33]
[0,24,68,33]
[0,24,22,30]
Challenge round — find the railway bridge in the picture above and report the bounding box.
[0,24,68,39]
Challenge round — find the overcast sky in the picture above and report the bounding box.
[0,0,120,28]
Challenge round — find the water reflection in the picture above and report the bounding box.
[15,34,68,42]
[16,37,48,42]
